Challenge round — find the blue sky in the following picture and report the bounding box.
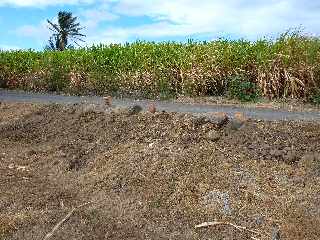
[0,0,319,50]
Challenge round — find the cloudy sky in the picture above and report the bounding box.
[0,0,319,50]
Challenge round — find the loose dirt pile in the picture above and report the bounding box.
[0,102,319,240]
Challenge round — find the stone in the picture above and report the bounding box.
[110,107,124,114]
[103,96,112,106]
[299,153,320,176]
[128,105,143,115]
[283,150,298,164]
[234,112,247,121]
[270,149,283,158]
[254,215,265,226]
[148,103,156,113]
[229,119,244,130]
[229,112,248,130]
[210,112,229,128]
[203,189,232,216]
[192,116,210,127]
[206,129,221,141]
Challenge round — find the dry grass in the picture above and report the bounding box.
[0,103,320,239]
[1,31,320,100]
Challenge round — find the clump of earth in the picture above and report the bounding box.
[0,102,319,240]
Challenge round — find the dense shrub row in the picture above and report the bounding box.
[1,32,320,101]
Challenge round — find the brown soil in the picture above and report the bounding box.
[0,102,320,240]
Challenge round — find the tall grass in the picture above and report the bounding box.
[1,31,320,100]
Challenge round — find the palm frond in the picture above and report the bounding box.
[47,11,86,50]
[47,20,60,33]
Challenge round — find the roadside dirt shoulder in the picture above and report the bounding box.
[1,102,320,240]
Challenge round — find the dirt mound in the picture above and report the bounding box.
[0,102,320,240]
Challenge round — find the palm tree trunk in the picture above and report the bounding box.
[59,34,67,51]
[59,39,65,51]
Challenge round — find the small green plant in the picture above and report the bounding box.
[47,69,68,92]
[228,75,260,102]
[310,90,320,105]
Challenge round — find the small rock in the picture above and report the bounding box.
[221,193,232,215]
[111,107,124,114]
[103,96,112,106]
[203,189,232,216]
[192,116,210,127]
[128,105,143,115]
[234,112,247,121]
[206,130,220,141]
[210,112,229,128]
[229,112,247,130]
[283,150,298,164]
[270,149,283,158]
[229,119,244,130]
[299,153,320,175]
[254,215,265,226]
[148,103,156,113]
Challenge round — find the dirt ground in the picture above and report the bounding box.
[0,102,320,240]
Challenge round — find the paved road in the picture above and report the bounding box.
[1,89,320,121]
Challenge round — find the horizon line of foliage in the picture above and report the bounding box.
[1,30,320,102]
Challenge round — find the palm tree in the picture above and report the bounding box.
[47,11,85,51]
[45,35,60,51]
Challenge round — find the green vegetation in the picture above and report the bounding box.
[227,75,261,102]
[1,31,320,101]
[310,90,320,105]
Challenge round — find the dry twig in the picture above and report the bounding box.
[43,202,92,240]
[195,221,267,240]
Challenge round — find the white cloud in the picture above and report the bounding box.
[11,3,118,48]
[13,20,51,48]
[80,4,119,29]
[14,20,50,38]
[85,26,129,45]
[7,0,320,49]
[78,0,320,46]
[112,0,320,40]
